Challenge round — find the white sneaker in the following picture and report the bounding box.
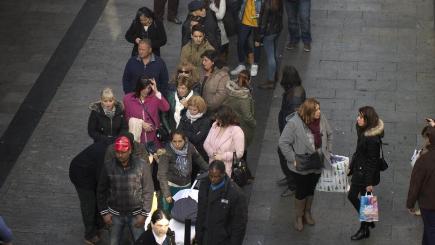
[230,64,246,76]
[250,64,258,77]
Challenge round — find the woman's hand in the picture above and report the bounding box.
[366,185,373,193]
[165,196,173,204]
[135,37,141,44]
[180,98,188,107]
[213,153,222,161]
[150,78,158,93]
[142,122,154,132]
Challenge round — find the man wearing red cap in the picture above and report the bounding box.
[97,136,154,245]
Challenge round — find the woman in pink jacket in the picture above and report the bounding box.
[123,77,170,149]
[204,105,245,176]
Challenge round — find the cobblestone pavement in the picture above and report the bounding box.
[0,0,434,244]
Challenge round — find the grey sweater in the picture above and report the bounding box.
[278,113,333,175]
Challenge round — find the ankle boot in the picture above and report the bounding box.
[351,222,370,241]
[294,198,306,231]
[304,196,315,225]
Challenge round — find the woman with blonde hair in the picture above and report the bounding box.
[278,98,332,231]
[88,87,128,144]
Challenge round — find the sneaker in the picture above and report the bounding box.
[250,64,258,77]
[230,64,246,75]
[286,43,296,50]
[281,188,295,197]
[303,43,311,52]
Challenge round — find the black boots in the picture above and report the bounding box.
[351,222,370,241]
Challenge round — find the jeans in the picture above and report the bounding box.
[0,216,13,243]
[421,208,435,245]
[347,184,367,213]
[75,187,103,240]
[237,24,260,64]
[284,0,312,44]
[263,33,280,81]
[293,172,320,200]
[110,215,145,245]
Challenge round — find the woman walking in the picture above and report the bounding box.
[347,106,384,240]
[278,98,333,231]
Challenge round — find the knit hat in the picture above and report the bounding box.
[114,136,131,152]
[188,0,206,12]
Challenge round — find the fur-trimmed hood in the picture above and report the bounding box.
[364,119,384,137]
[225,80,251,99]
[88,101,124,115]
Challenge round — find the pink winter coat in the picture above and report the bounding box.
[123,92,170,147]
[203,122,245,176]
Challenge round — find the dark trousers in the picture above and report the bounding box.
[154,0,179,20]
[347,184,367,213]
[421,208,435,245]
[237,24,260,64]
[277,148,296,190]
[74,186,103,240]
[293,172,320,200]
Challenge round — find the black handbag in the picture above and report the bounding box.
[379,137,388,171]
[231,152,249,187]
[292,145,323,171]
[142,105,170,143]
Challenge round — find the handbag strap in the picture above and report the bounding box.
[141,102,157,128]
[379,136,385,159]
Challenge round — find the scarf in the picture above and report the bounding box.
[210,178,226,191]
[308,118,322,149]
[174,90,194,127]
[103,105,115,119]
[186,110,204,123]
[170,143,190,177]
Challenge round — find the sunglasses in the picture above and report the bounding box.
[178,70,191,74]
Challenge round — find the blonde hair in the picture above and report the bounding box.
[100,87,115,101]
[297,98,320,124]
[187,95,207,113]
[172,61,200,84]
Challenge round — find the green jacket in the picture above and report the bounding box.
[180,40,215,71]
[223,80,256,147]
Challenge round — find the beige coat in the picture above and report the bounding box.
[201,67,230,112]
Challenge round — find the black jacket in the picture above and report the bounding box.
[349,120,384,186]
[176,112,212,161]
[181,11,221,50]
[87,102,128,144]
[134,228,175,245]
[278,86,306,133]
[196,177,248,245]
[257,0,283,42]
[69,142,107,190]
[125,18,167,57]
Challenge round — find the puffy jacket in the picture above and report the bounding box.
[87,101,128,144]
[177,111,212,160]
[349,120,384,186]
[257,0,283,41]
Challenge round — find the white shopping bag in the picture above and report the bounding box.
[316,154,350,192]
[410,149,421,168]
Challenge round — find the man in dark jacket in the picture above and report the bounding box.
[407,126,435,245]
[182,0,221,50]
[122,39,169,96]
[97,136,154,245]
[69,142,107,244]
[195,160,248,245]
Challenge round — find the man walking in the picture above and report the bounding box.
[97,136,154,245]
[196,160,248,245]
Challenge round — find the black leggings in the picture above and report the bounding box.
[293,172,321,200]
[348,184,367,213]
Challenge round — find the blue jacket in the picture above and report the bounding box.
[121,54,169,96]
[239,0,263,21]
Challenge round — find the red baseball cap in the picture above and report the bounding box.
[114,136,131,152]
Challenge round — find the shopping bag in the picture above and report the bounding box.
[410,149,421,167]
[316,154,350,192]
[359,194,379,222]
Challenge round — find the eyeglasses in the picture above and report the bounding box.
[178,70,191,74]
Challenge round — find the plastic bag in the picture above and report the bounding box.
[359,194,379,222]
[316,154,349,192]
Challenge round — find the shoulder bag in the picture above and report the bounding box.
[231,152,249,187]
[378,137,388,171]
[292,146,323,171]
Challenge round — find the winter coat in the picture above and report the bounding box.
[122,55,169,96]
[200,67,230,113]
[222,80,256,147]
[278,113,333,175]
[125,18,167,57]
[182,10,221,50]
[256,0,283,42]
[196,176,248,245]
[209,0,230,45]
[177,111,212,160]
[97,155,154,216]
[407,127,435,210]
[278,86,306,133]
[157,142,209,198]
[123,92,170,147]
[87,101,128,144]
[203,122,245,176]
[166,90,197,130]
[134,228,175,245]
[180,40,215,71]
[349,120,384,186]
[69,142,107,190]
